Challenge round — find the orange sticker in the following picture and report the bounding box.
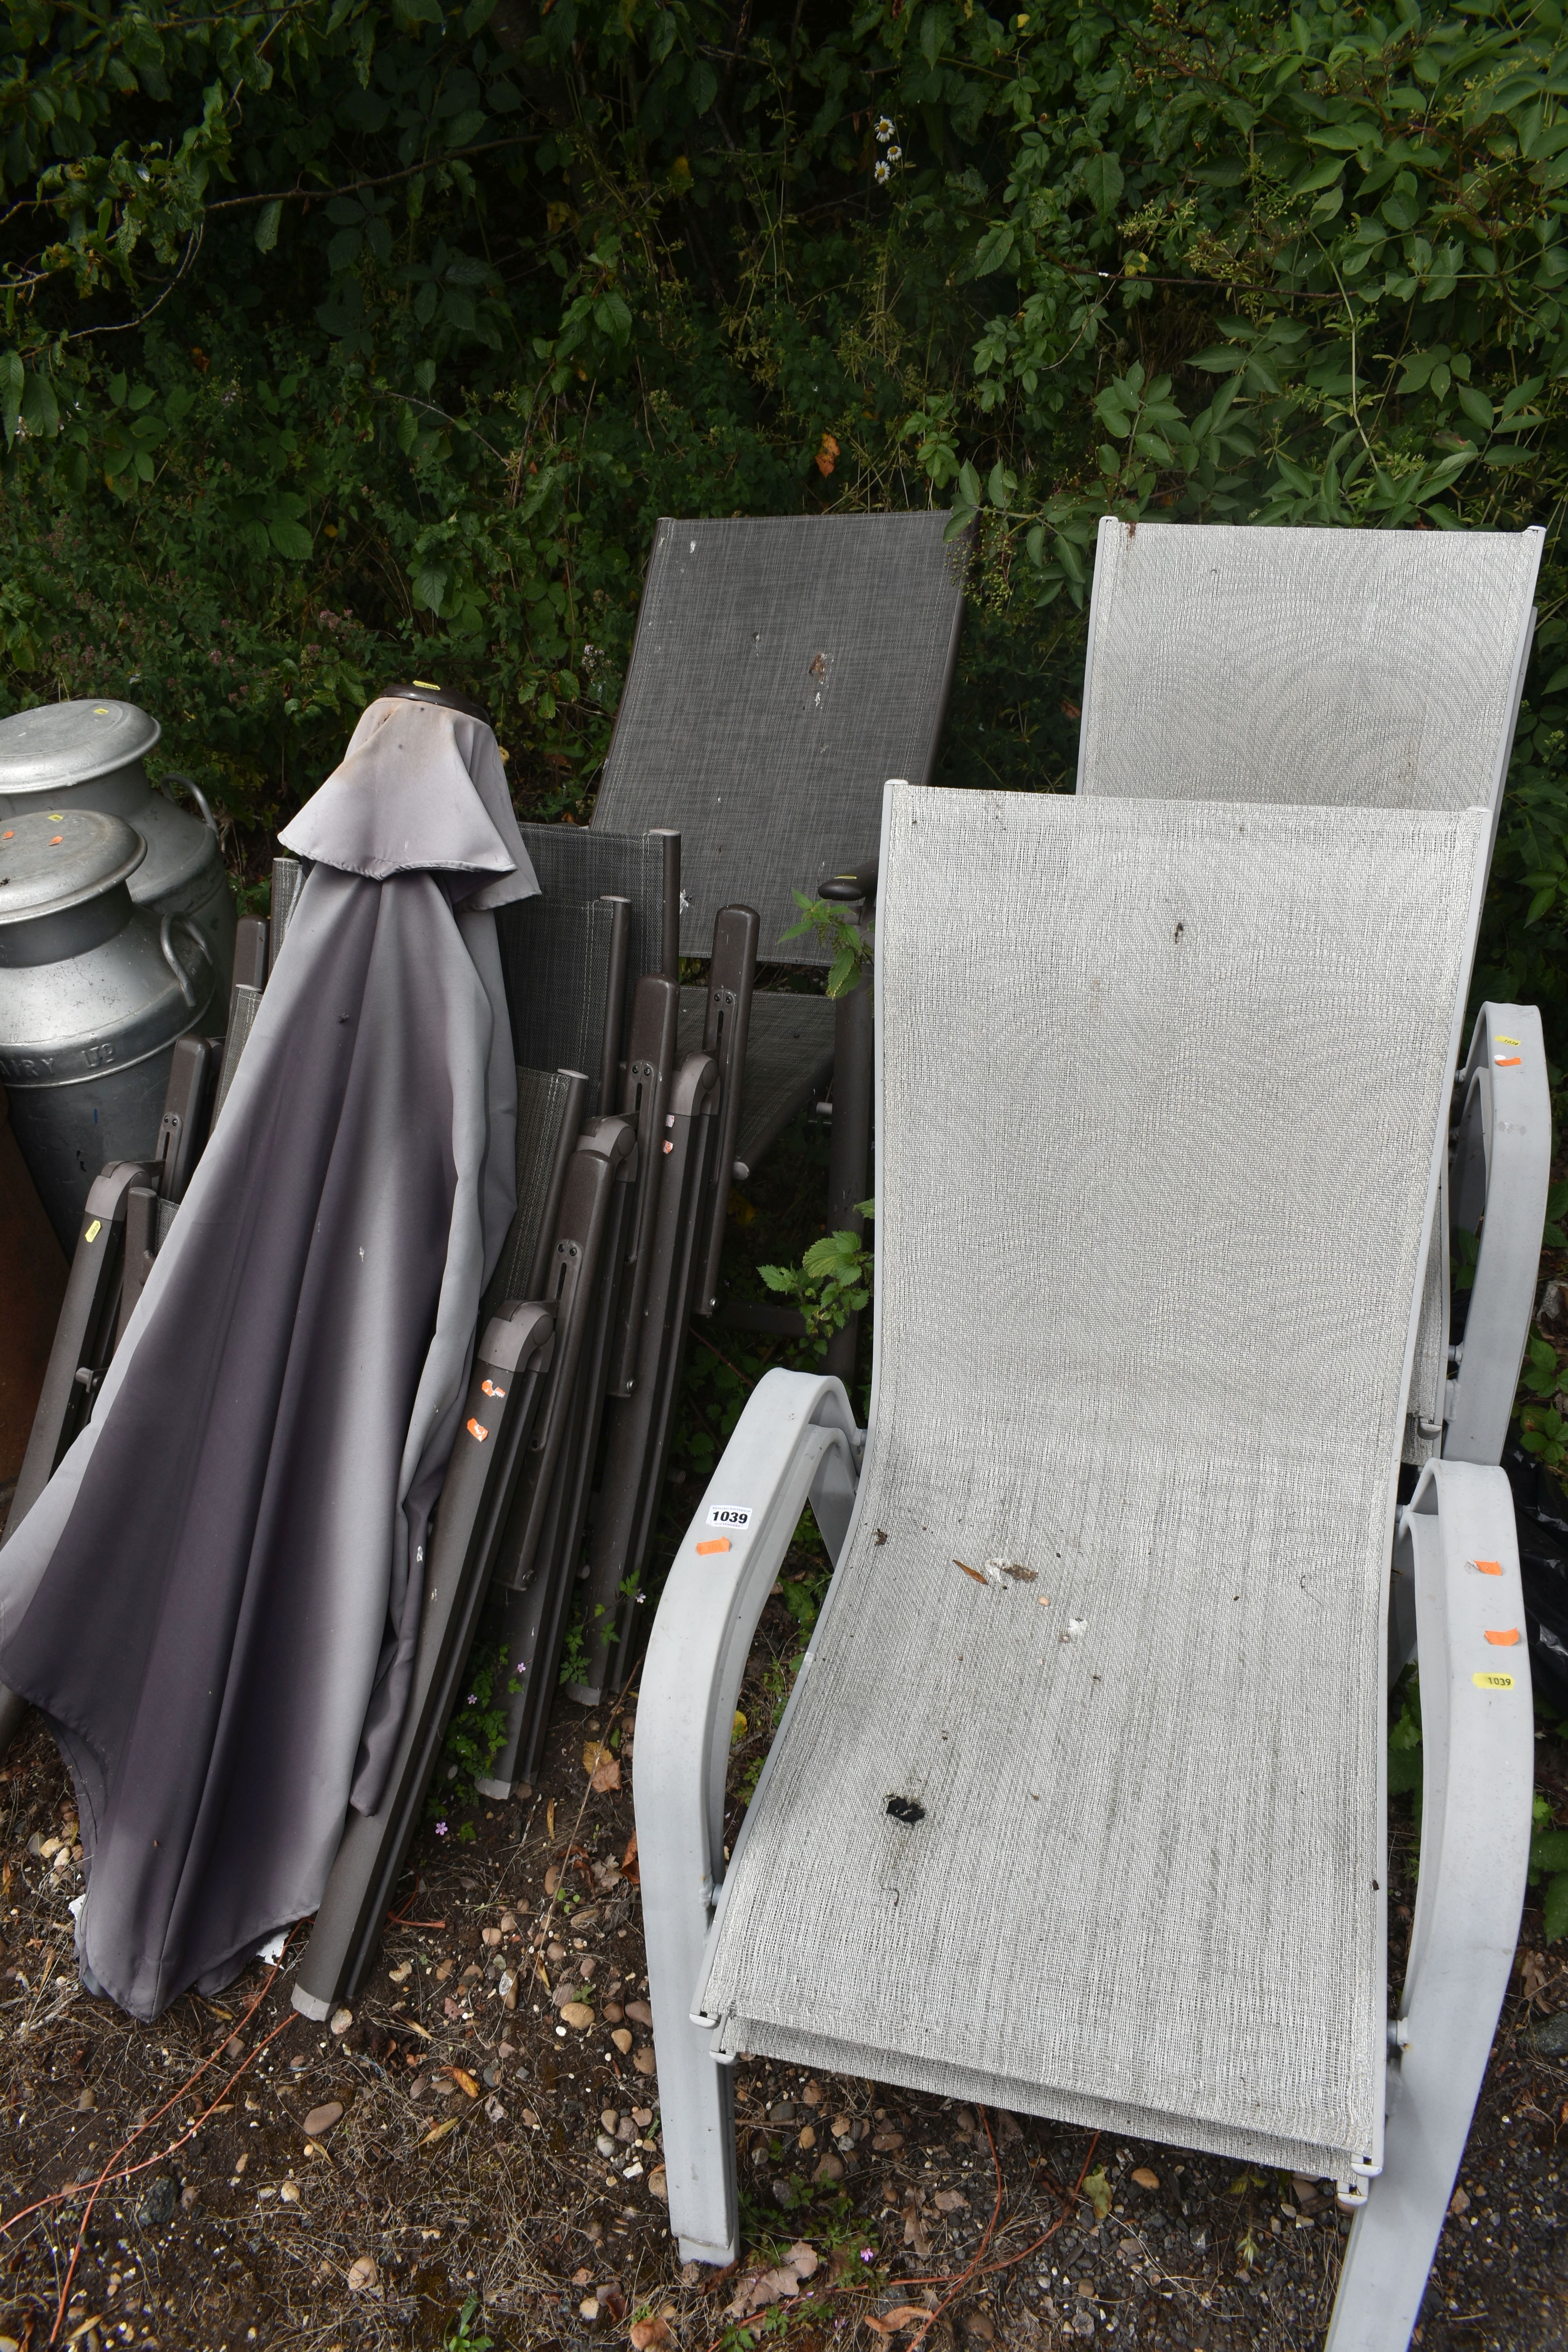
[695,1536,730,1556]
[1484,1628,1521,1646]
[481,1379,506,1398]
[1472,1559,1503,1576]
[1495,1055,1522,1068]
[1,829,11,839]
[48,835,62,845]
[466,1417,489,1443]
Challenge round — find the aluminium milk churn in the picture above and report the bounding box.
[0,699,235,990]
[0,807,220,1249]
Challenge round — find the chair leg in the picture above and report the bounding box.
[1326,1459,1534,2351]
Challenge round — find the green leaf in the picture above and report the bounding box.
[1081,151,1124,217]
[1082,2166,1113,2220]
[1532,1829,1568,1874]
[687,58,718,114]
[1545,1873,1568,1946]
[254,200,282,254]
[972,223,1016,276]
[269,513,313,560]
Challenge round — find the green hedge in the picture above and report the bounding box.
[0,0,1564,1018]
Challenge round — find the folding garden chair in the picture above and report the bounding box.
[634,777,1543,2352]
[594,512,968,1355]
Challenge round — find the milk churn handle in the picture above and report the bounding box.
[159,769,220,841]
[159,914,212,1012]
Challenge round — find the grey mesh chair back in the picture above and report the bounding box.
[593,514,967,963]
[1078,518,1542,812]
[1076,519,1543,1475]
[519,821,680,982]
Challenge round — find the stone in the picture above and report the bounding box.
[625,1998,653,2026]
[633,2045,657,2076]
[303,2101,343,2137]
[347,2256,377,2293]
[1131,2167,1160,2190]
[611,2028,633,2055]
[134,2176,178,2231]
[279,2180,301,2204]
[648,2165,668,2202]
[330,2007,352,2035]
[561,2001,595,2030]
[813,2153,844,2184]
[482,1926,503,1947]
[1531,2010,1568,2057]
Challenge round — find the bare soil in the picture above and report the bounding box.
[2,1575,1566,2352]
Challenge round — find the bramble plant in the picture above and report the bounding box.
[779,893,874,999]
[759,1202,875,1359]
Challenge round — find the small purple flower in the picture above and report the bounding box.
[435,1820,449,1836]
[860,2247,875,2265]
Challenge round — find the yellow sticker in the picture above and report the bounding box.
[83,1218,101,1243]
[1496,1034,1519,1045]
[1473,1670,1515,1691]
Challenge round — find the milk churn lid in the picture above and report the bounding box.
[0,807,145,926]
[0,698,162,794]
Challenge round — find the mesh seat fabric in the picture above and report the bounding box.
[519,822,671,985]
[676,988,837,1174]
[593,514,965,963]
[699,784,1488,2181]
[497,897,614,1114]
[1078,519,1540,810]
[480,1067,582,1322]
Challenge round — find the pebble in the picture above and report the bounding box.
[561,2001,595,2030]
[481,1926,503,1947]
[625,1999,653,2026]
[347,2256,377,2293]
[330,2007,352,2035]
[1131,2166,1160,2189]
[633,2046,657,2076]
[279,2181,301,2204]
[303,2101,343,2137]
[611,2029,633,2055]
[1531,2010,1568,2057]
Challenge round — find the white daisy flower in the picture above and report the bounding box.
[876,117,895,142]
[875,161,891,183]
[887,145,901,162]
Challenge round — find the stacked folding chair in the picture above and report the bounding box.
[633,523,1546,2352]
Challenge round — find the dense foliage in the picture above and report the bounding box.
[1,0,1566,1014]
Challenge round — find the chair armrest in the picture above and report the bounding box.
[1445,1004,1550,1465]
[1328,1457,1532,2347]
[633,1367,860,2263]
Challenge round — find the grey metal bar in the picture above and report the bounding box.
[652,829,682,980]
[598,896,632,1114]
[608,975,679,1399]
[694,905,759,1316]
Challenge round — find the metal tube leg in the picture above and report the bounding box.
[822,935,872,1386]
[643,1846,740,2266]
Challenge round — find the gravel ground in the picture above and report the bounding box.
[2,1560,1566,2352]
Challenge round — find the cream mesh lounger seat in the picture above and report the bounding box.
[1077,517,1541,811]
[1076,518,1545,1486]
[635,781,1541,2352]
